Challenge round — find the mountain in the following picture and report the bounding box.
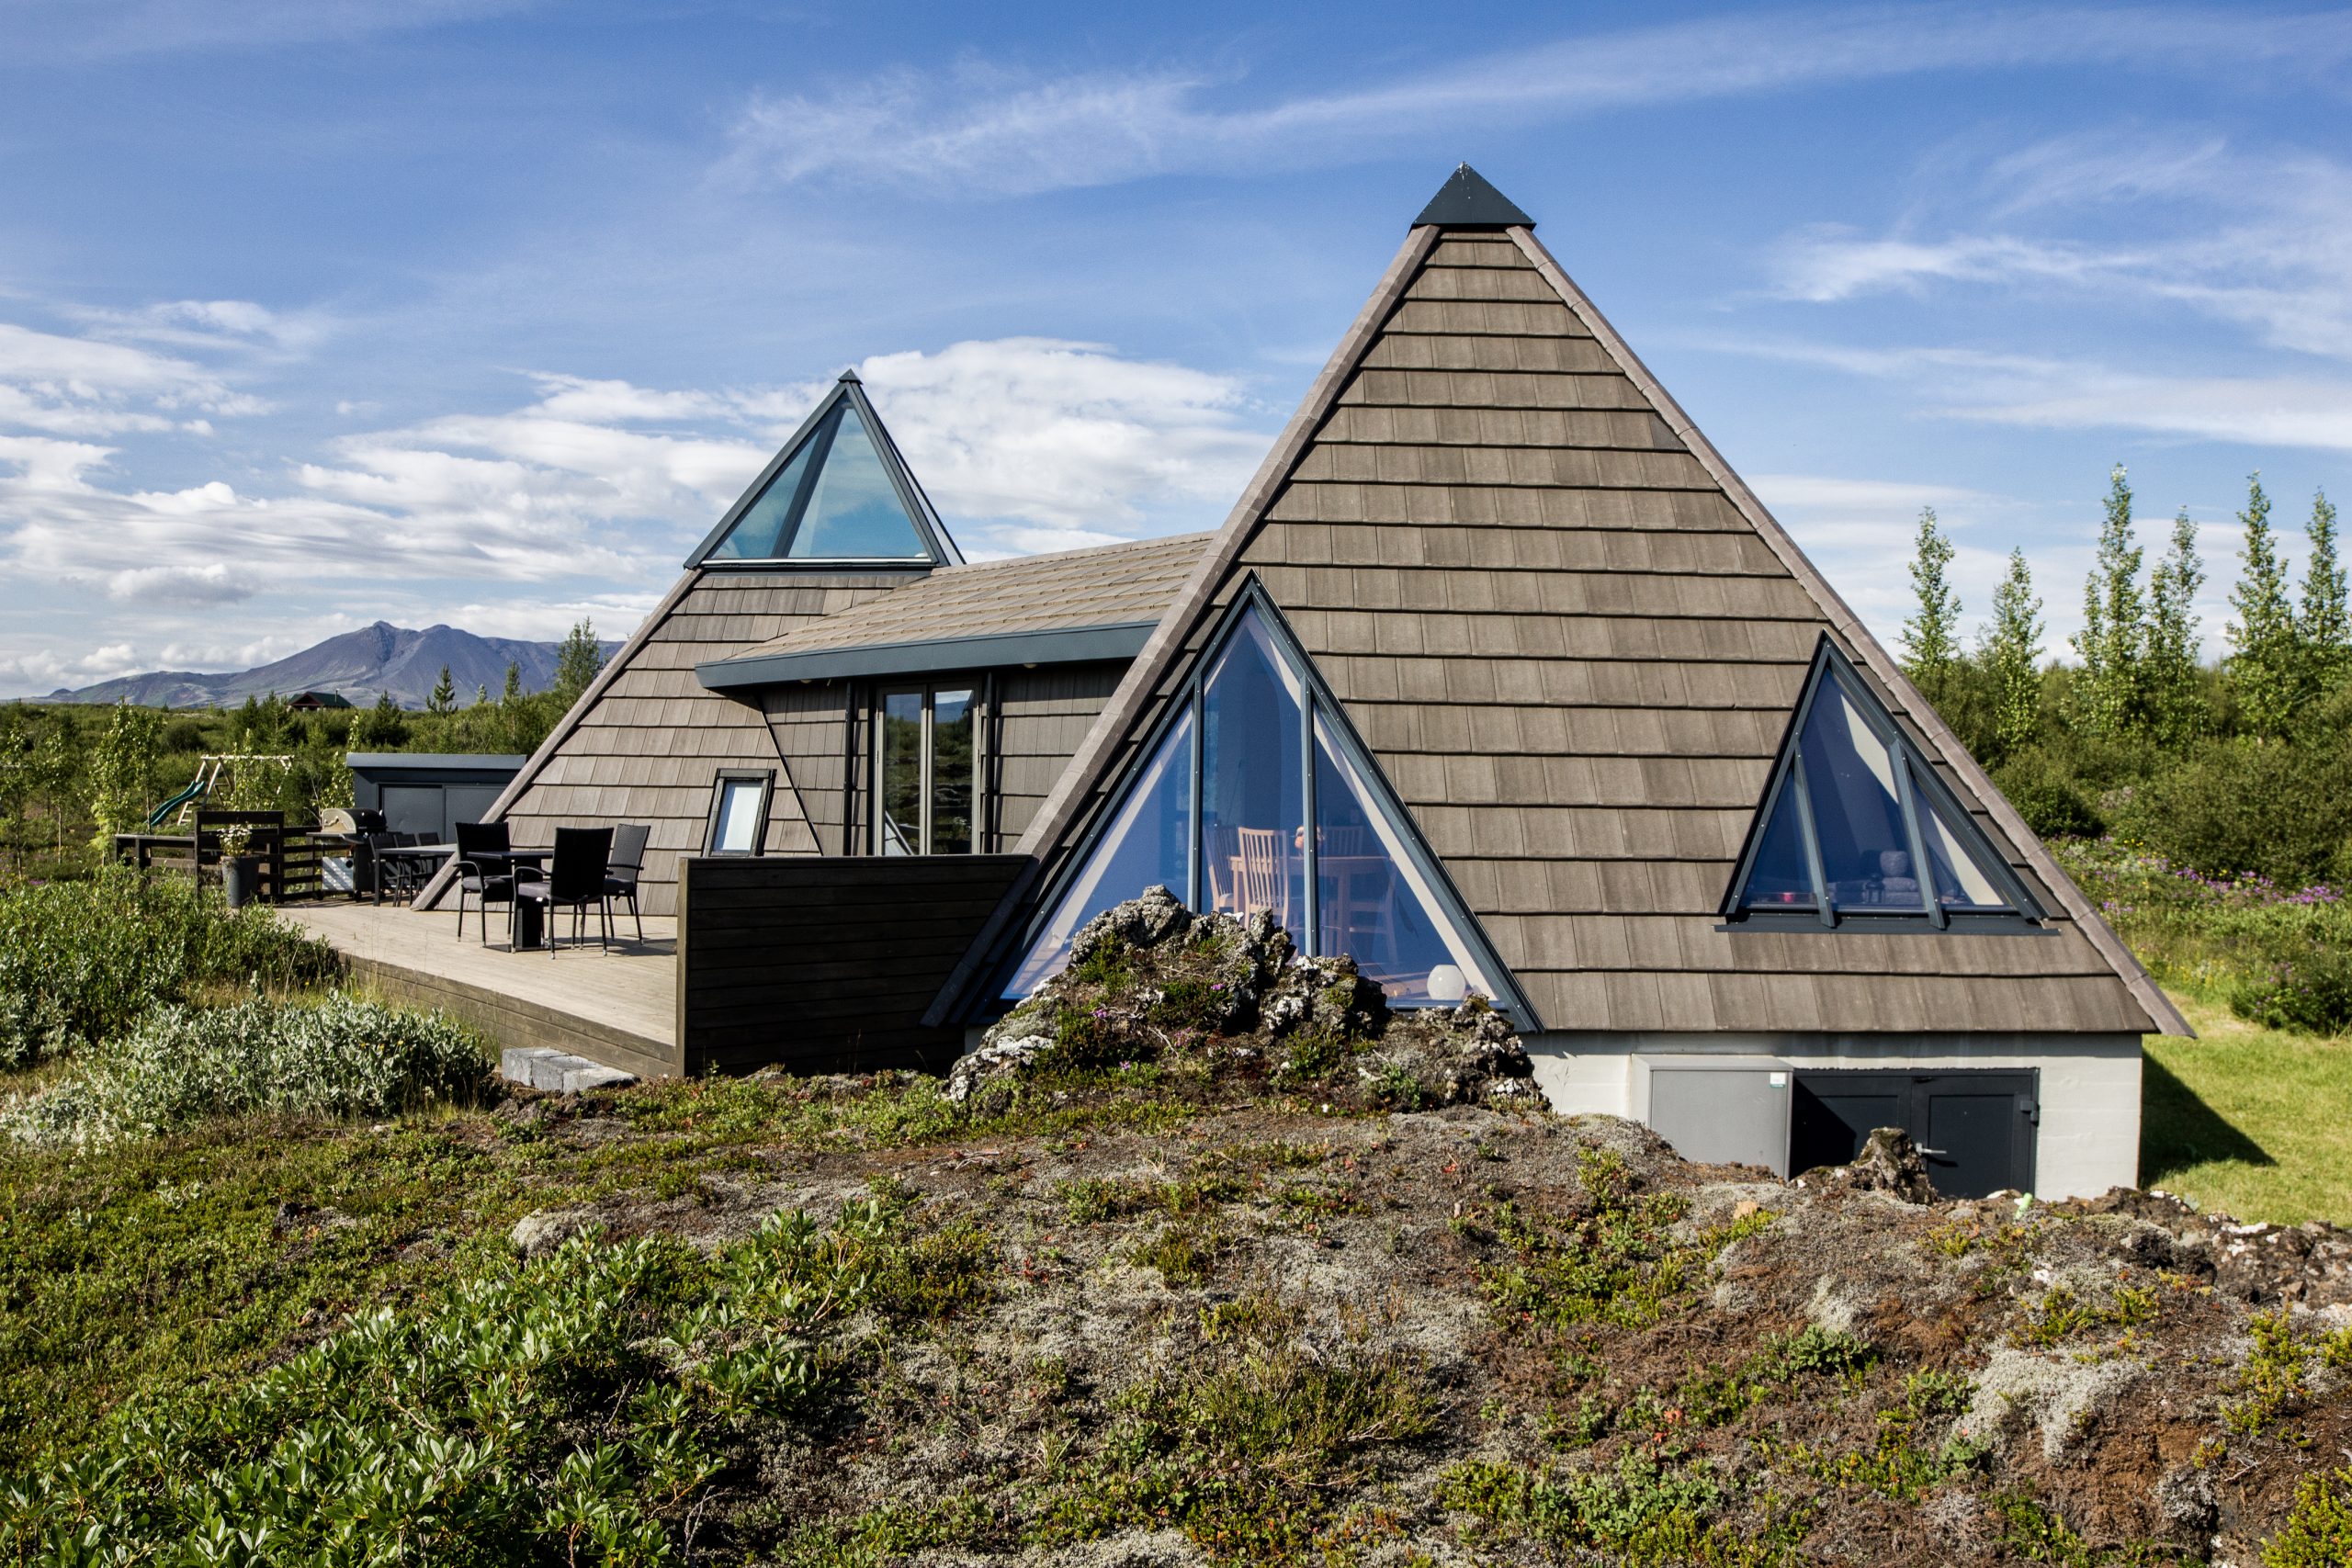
[45,623,624,711]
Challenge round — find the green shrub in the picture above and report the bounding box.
[3,992,486,1144]
[2109,740,2352,887]
[0,867,340,1065]
[2267,1466,2352,1568]
[0,1206,899,1563]
[2227,947,2352,1036]
[1991,750,2105,840]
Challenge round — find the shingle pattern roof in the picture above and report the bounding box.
[976,229,2183,1039]
[719,533,1209,662]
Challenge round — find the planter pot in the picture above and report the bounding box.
[223,854,264,909]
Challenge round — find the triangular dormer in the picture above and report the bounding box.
[686,371,963,569]
[1001,578,1532,1021]
[1722,640,2040,930]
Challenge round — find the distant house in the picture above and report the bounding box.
[285,692,355,711]
[443,168,2186,1200]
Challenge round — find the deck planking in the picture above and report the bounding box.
[280,900,680,1078]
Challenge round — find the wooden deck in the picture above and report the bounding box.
[280,900,679,1079]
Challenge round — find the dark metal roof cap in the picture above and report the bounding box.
[837,367,862,383]
[1413,164,1533,229]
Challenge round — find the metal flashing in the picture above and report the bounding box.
[1412,164,1535,229]
[697,620,1159,690]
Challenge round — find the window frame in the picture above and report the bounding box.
[997,578,1536,1022]
[703,768,775,857]
[1718,639,2046,933]
[869,681,983,856]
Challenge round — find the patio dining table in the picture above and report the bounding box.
[374,842,550,907]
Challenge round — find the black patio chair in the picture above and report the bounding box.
[514,827,613,956]
[453,820,514,945]
[603,822,650,942]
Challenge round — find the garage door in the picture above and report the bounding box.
[1791,1069,2037,1199]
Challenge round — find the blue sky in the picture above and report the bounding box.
[3,0,2349,695]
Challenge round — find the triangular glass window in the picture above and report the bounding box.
[691,380,951,566]
[1726,643,2031,927]
[705,434,819,562]
[1008,709,1193,996]
[787,405,927,559]
[1006,590,1520,1014]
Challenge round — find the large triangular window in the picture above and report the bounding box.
[1724,641,2038,929]
[1006,584,1528,1017]
[688,375,958,567]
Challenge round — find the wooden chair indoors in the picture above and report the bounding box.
[1233,827,1292,925]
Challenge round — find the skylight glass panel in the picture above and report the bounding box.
[786,406,929,559]
[705,438,819,560]
[1007,710,1194,997]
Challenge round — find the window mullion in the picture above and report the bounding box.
[1789,752,1835,930]
[1186,671,1204,909]
[1301,697,1319,956]
[1893,741,1947,929]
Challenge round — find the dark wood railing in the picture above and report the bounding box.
[677,853,1026,1077]
[112,812,349,904]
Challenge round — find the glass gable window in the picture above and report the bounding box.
[703,400,933,563]
[1008,711,1193,996]
[873,684,978,857]
[1201,610,1306,952]
[1006,596,1508,1010]
[1314,728,1498,1006]
[1727,648,2030,928]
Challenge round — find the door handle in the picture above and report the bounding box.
[1917,1146,1951,1158]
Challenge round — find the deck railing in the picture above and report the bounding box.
[111,812,348,905]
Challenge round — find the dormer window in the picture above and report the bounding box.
[1724,641,2039,931]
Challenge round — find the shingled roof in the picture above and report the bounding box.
[939,170,2188,1040]
[698,532,1209,687]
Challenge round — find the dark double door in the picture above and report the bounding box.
[1791,1069,2038,1198]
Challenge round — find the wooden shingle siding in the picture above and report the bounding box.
[1000,220,2176,1040]
[995,664,1125,849]
[679,854,1026,1075]
[764,683,854,856]
[493,570,901,915]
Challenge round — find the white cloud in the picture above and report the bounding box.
[105,561,261,606]
[1714,337,2352,454]
[0,330,1277,650]
[721,7,2352,196]
[1770,134,2352,361]
[0,319,270,436]
[854,338,1267,536]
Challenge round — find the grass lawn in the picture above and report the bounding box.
[2142,986,2352,1226]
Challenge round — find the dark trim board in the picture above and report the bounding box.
[679,852,1027,1077]
[339,953,678,1082]
[698,621,1158,691]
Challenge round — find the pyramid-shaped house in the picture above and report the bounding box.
[448,168,2183,1201]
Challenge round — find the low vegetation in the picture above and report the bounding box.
[4,879,2348,1562]
[3,991,485,1145]
[0,864,340,1066]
